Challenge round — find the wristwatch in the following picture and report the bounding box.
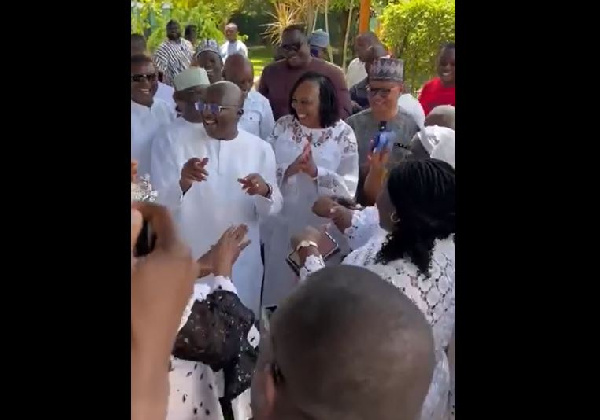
[295,240,318,252]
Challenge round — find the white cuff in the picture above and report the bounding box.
[299,254,326,282]
[212,276,238,294]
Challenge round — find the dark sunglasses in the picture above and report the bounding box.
[195,101,238,114]
[132,73,158,83]
[366,86,392,98]
[281,42,301,52]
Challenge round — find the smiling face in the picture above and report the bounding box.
[197,51,223,83]
[280,29,310,68]
[291,80,321,128]
[131,61,158,106]
[201,82,242,140]
[437,46,455,86]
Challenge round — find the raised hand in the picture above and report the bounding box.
[238,173,270,197]
[212,225,251,277]
[180,157,209,193]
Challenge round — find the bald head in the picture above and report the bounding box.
[270,266,435,420]
[425,105,455,130]
[206,80,243,106]
[224,55,254,95]
[355,32,381,62]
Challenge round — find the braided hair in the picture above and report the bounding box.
[375,159,455,275]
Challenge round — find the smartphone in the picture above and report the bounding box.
[286,231,339,275]
[134,221,156,257]
[371,130,393,153]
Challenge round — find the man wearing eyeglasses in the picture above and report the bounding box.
[346,57,420,205]
[258,25,351,121]
[131,54,176,178]
[154,81,282,316]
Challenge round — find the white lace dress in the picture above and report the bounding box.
[300,208,455,420]
[262,115,359,307]
[167,277,259,420]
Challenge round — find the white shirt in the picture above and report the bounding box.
[155,82,176,111]
[346,57,367,88]
[220,40,248,61]
[238,91,275,141]
[397,94,426,129]
[151,123,283,314]
[131,98,175,177]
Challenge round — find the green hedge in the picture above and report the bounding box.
[380,0,455,92]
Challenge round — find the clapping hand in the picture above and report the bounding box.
[285,141,318,179]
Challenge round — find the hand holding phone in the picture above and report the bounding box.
[287,228,339,275]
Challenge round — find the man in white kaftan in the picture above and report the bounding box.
[152,81,282,315]
[131,54,176,176]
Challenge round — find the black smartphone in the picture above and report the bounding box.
[134,220,156,257]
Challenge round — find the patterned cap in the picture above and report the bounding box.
[174,67,210,91]
[195,39,221,59]
[310,29,329,48]
[370,57,404,82]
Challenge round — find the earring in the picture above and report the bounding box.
[390,212,400,223]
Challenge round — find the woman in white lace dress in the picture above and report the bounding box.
[262,71,359,307]
[292,159,455,420]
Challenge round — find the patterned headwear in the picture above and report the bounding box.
[174,67,210,91]
[370,57,404,82]
[195,39,221,60]
[310,29,330,48]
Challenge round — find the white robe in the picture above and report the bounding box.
[131,98,175,177]
[151,123,283,315]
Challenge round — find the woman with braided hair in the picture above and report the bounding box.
[293,158,455,420]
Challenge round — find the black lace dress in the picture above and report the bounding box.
[167,277,259,420]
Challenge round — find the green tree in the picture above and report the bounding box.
[380,0,455,92]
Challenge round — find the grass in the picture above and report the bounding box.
[248,45,274,79]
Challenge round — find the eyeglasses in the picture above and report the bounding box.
[281,42,301,52]
[366,86,392,98]
[195,102,237,114]
[131,73,158,83]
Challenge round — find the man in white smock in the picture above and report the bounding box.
[131,54,176,176]
[153,81,282,315]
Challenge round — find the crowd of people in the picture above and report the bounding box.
[131,18,455,420]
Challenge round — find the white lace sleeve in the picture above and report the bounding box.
[316,122,359,198]
[266,117,289,188]
[344,206,381,250]
[299,254,326,282]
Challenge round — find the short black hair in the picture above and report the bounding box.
[282,24,307,41]
[288,71,340,128]
[166,19,179,28]
[131,54,153,66]
[184,24,197,37]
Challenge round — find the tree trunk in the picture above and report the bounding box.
[324,0,333,62]
[342,0,355,72]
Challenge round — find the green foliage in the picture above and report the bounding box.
[380,0,454,92]
[132,0,244,52]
